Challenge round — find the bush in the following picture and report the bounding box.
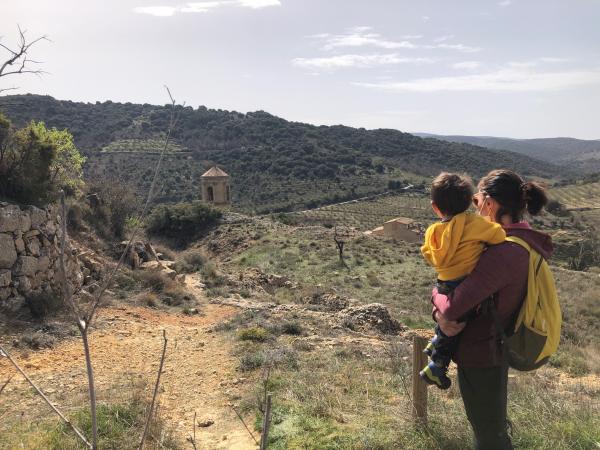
[237,326,270,342]
[239,351,265,372]
[281,321,303,336]
[174,248,208,273]
[0,115,85,205]
[146,201,221,244]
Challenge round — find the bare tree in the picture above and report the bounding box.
[333,226,349,269]
[0,25,49,92]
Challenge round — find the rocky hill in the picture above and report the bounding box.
[0,94,564,212]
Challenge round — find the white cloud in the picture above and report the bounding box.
[322,31,417,51]
[498,0,512,6]
[134,0,280,16]
[292,54,434,70]
[238,0,281,8]
[402,34,424,39]
[133,6,178,16]
[434,35,454,43]
[434,43,482,53]
[312,28,481,53]
[452,61,482,70]
[354,67,600,93]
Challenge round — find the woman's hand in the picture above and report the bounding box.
[434,310,466,336]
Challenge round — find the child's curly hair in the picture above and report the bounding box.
[431,172,474,217]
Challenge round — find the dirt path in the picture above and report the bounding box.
[0,282,257,449]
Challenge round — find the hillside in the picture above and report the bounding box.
[0,94,563,212]
[415,133,600,173]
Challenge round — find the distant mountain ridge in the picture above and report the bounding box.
[0,94,565,212]
[414,133,600,173]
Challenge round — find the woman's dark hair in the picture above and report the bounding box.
[478,169,548,223]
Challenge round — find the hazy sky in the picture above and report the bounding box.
[1,0,599,138]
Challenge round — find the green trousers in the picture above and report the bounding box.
[457,364,513,450]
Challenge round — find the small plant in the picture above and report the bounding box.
[237,327,270,342]
[281,321,303,336]
[239,351,265,372]
[174,248,208,273]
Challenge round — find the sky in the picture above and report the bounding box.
[1,0,599,139]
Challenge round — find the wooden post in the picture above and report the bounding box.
[259,393,273,450]
[412,335,428,424]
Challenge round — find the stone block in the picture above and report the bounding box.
[0,270,11,288]
[0,233,17,269]
[28,206,47,228]
[0,205,22,232]
[20,213,31,232]
[15,256,38,276]
[37,255,50,272]
[16,276,32,294]
[25,237,41,256]
[0,287,10,301]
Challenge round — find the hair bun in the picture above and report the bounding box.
[522,181,548,215]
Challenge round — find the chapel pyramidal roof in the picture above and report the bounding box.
[201,166,229,178]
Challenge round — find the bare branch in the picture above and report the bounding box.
[0,374,14,396]
[187,411,199,450]
[0,344,92,448]
[231,406,259,445]
[0,25,49,81]
[139,329,168,450]
[85,86,180,326]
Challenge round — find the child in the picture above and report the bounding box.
[419,172,506,389]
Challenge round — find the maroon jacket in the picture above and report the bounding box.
[432,222,554,368]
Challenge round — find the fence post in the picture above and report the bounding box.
[412,335,428,424]
[259,393,272,450]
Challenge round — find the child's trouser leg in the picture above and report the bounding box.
[430,324,459,367]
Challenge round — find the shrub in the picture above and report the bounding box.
[237,326,270,342]
[174,248,208,273]
[0,115,85,205]
[85,178,139,240]
[239,351,265,372]
[146,201,221,244]
[281,321,303,336]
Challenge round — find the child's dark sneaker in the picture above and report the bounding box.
[419,361,451,390]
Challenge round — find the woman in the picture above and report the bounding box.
[432,169,553,450]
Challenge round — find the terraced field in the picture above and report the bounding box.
[551,181,600,210]
[288,192,436,230]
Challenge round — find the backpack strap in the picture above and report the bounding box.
[486,235,532,351]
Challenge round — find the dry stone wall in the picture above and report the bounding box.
[0,201,83,312]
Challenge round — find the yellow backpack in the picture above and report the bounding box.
[491,236,562,371]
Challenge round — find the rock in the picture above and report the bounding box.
[20,212,31,233]
[0,287,11,301]
[37,255,50,272]
[140,261,161,270]
[0,233,17,269]
[25,237,41,256]
[28,206,47,228]
[14,236,25,253]
[163,268,177,280]
[0,205,22,232]
[0,270,11,288]
[197,418,214,428]
[15,276,32,294]
[14,256,38,276]
[24,230,40,238]
[305,291,350,312]
[338,303,403,335]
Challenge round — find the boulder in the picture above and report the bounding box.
[14,256,38,276]
[0,287,11,301]
[0,233,18,269]
[20,213,31,232]
[0,269,11,288]
[0,205,22,232]
[14,235,25,253]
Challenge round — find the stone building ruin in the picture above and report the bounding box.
[200,166,231,206]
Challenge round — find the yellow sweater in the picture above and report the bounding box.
[421,212,506,281]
